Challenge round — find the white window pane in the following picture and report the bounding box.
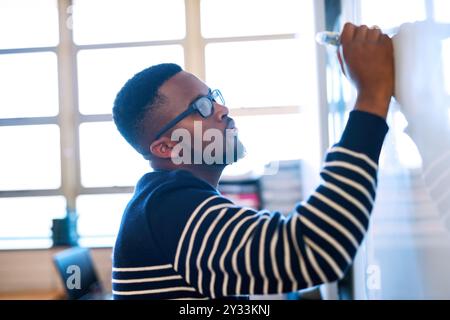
[201,0,313,38]
[434,0,450,23]
[360,0,426,30]
[0,196,66,239]
[77,46,184,115]
[206,40,313,108]
[0,52,59,118]
[223,114,309,176]
[76,193,132,237]
[0,239,53,250]
[0,125,61,190]
[79,122,150,187]
[72,0,185,45]
[0,0,59,49]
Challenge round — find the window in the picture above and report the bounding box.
[0,125,61,190]
[76,193,131,246]
[0,196,66,249]
[77,45,184,115]
[201,0,310,38]
[0,0,62,249]
[205,40,308,108]
[0,0,322,249]
[79,122,149,187]
[0,0,59,49]
[202,0,319,171]
[0,52,59,118]
[72,0,186,45]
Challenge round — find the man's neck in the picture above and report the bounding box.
[186,165,224,188]
[152,161,225,188]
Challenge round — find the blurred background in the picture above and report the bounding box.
[0,0,449,300]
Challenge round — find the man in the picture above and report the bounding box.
[111,23,394,299]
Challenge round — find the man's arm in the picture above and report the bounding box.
[170,110,387,298]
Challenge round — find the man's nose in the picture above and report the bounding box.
[214,102,229,121]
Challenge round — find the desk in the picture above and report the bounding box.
[0,290,65,300]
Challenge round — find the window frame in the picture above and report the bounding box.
[0,0,329,248]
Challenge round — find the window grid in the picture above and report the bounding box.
[0,0,314,245]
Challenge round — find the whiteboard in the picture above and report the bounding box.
[345,0,450,299]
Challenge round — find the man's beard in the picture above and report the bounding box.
[190,132,246,166]
[223,134,246,165]
[170,124,246,166]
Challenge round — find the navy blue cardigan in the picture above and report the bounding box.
[112,111,388,299]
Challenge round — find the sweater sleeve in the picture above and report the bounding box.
[153,110,389,298]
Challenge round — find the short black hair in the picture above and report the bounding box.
[112,63,183,156]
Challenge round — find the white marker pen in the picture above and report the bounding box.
[315,31,341,47]
[315,28,399,47]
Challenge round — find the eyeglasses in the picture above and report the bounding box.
[153,89,225,140]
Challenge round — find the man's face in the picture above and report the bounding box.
[156,71,246,165]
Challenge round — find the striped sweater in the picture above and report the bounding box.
[112,110,388,299]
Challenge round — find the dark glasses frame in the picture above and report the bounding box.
[153,89,224,140]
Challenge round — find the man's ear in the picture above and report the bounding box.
[149,137,176,159]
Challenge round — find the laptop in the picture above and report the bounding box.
[53,247,112,300]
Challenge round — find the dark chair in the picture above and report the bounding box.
[53,247,104,300]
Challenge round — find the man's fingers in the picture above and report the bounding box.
[354,25,369,41]
[340,22,356,44]
[367,27,382,42]
[380,33,392,45]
